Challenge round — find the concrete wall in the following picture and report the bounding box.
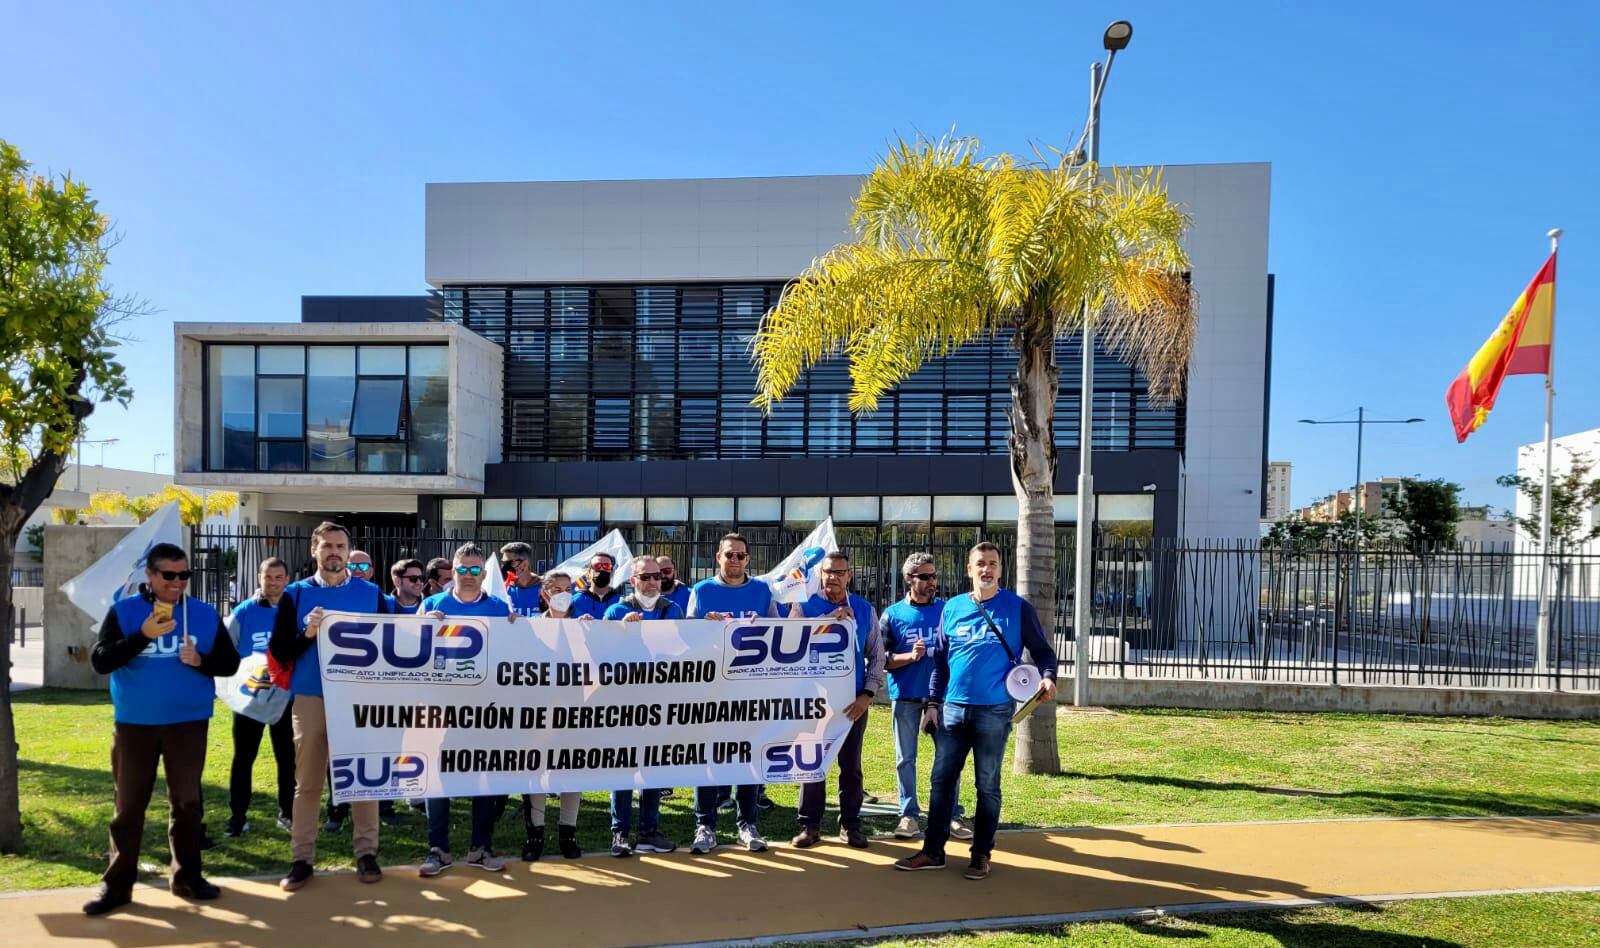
[42,524,133,690]
[11,586,43,624]
[1076,677,1600,720]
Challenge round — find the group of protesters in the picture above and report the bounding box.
[83,520,1057,916]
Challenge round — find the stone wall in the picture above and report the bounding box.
[42,524,133,689]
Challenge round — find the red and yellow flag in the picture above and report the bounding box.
[1446,254,1556,442]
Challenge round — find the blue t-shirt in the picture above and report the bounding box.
[687,576,778,619]
[506,583,543,617]
[937,589,1036,706]
[384,594,425,615]
[799,593,874,694]
[281,576,391,698]
[229,597,278,656]
[422,591,512,618]
[108,595,223,725]
[570,588,622,619]
[602,597,686,621]
[663,583,691,614]
[881,597,945,700]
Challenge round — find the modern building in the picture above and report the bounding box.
[1515,428,1600,553]
[1264,461,1292,523]
[1456,504,1515,546]
[174,165,1273,550]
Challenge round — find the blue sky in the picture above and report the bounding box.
[3,0,1597,511]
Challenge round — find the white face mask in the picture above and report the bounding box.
[547,591,573,613]
[634,592,661,610]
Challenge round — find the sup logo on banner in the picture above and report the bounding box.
[332,753,428,800]
[324,618,489,685]
[762,740,835,782]
[723,622,851,680]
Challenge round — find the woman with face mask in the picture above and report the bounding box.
[521,572,584,860]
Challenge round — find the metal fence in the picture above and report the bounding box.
[189,527,1600,693]
[9,566,43,587]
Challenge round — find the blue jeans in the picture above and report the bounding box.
[694,784,759,829]
[892,700,965,822]
[426,795,500,854]
[611,788,664,836]
[923,703,1011,859]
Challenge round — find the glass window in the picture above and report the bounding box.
[257,346,304,375]
[985,495,1019,522]
[561,497,602,522]
[832,497,879,522]
[647,497,689,522]
[407,346,448,474]
[257,378,303,439]
[739,497,781,522]
[1099,494,1156,521]
[808,393,849,455]
[359,346,406,376]
[257,441,302,472]
[441,498,476,532]
[693,497,735,522]
[784,497,829,523]
[481,499,519,521]
[207,346,255,471]
[307,346,355,472]
[521,498,559,522]
[882,495,932,522]
[351,378,404,438]
[357,442,406,473]
[1054,494,1080,522]
[605,497,645,522]
[934,495,984,522]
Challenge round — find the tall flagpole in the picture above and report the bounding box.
[1535,227,1561,680]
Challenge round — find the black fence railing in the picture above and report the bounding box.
[189,527,1600,693]
[9,566,43,587]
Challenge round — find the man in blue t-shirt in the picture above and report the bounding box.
[385,558,427,615]
[570,552,623,618]
[499,541,544,617]
[656,554,691,615]
[686,533,778,855]
[880,552,969,843]
[895,541,1057,881]
[223,556,297,839]
[85,542,240,916]
[788,551,885,850]
[269,522,391,893]
[417,543,515,878]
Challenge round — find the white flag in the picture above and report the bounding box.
[482,552,510,603]
[60,502,185,632]
[547,529,635,594]
[759,517,838,604]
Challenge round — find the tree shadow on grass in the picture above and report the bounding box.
[1112,901,1464,947]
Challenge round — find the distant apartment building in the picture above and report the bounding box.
[1297,477,1405,522]
[1263,461,1292,522]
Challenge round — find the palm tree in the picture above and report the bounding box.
[752,136,1194,774]
[87,485,239,526]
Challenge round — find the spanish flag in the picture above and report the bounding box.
[1446,254,1556,442]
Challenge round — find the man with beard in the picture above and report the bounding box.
[569,551,622,618]
[656,554,691,614]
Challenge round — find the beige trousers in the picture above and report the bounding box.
[291,695,378,862]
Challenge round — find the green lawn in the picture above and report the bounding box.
[3,690,1597,894]
[850,891,1600,947]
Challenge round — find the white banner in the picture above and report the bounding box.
[758,517,837,605]
[60,502,185,633]
[318,613,858,802]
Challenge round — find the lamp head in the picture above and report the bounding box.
[1103,20,1133,51]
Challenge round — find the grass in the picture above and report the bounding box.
[2,690,1597,894]
[847,891,1600,947]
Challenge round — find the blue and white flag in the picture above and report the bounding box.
[60,501,184,632]
[759,517,837,605]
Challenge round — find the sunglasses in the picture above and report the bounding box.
[911,572,938,581]
[400,573,425,582]
[822,568,850,577]
[721,551,749,560]
[154,569,193,582]
[590,561,614,570]
[504,558,526,567]
[634,572,663,582]
[350,563,372,573]
[454,565,485,576]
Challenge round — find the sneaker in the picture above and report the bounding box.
[690,825,717,854]
[635,830,676,854]
[949,817,975,841]
[280,860,314,891]
[322,816,345,834]
[522,825,545,861]
[717,794,735,812]
[170,875,221,901]
[838,825,869,848]
[557,824,581,859]
[790,826,822,848]
[893,851,946,871]
[224,818,249,838]
[611,832,633,857]
[863,792,882,805]
[737,822,768,852]
[757,792,776,810]
[964,854,991,880]
[420,847,453,877]
[894,816,922,839]
[275,815,293,832]
[81,885,132,916]
[356,853,382,883]
[466,849,505,871]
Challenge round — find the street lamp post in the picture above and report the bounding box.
[1299,409,1423,635]
[72,437,119,491]
[1070,20,1132,708]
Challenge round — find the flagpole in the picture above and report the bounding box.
[1535,227,1561,681]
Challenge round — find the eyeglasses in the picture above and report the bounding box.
[400,573,424,583]
[155,569,193,582]
[822,568,850,577]
[350,563,372,573]
[454,565,485,576]
[910,572,938,582]
[721,551,749,561]
[634,572,663,582]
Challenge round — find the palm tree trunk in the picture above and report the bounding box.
[1008,312,1061,775]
